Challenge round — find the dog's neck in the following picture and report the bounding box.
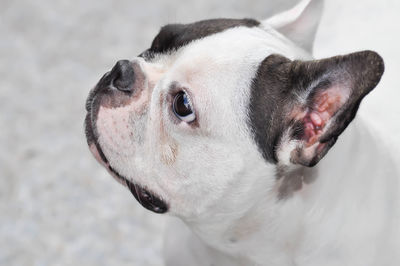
[182,116,398,264]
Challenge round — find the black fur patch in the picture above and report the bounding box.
[248,54,293,163]
[140,18,260,59]
[248,51,384,166]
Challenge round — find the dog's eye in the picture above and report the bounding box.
[172,91,196,123]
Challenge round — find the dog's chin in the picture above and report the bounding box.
[84,112,168,214]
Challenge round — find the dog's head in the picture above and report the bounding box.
[85,0,384,218]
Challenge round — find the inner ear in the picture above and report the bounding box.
[292,81,348,148]
[249,51,384,168]
[287,81,350,166]
[281,51,384,167]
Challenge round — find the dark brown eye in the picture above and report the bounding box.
[172,91,196,123]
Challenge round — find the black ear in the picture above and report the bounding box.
[249,50,384,167]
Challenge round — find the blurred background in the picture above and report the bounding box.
[1,0,399,265]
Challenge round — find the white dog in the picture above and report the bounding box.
[85,0,400,265]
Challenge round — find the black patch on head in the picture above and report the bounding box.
[140,18,260,58]
[249,51,384,200]
[248,54,293,163]
[248,51,384,166]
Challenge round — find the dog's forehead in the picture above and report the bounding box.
[144,19,308,84]
[141,19,310,134]
[147,22,284,87]
[164,27,277,106]
[143,17,309,62]
[147,18,260,55]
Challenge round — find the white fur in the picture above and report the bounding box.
[93,1,400,265]
[263,0,324,52]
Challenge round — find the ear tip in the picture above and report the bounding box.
[368,50,385,85]
[349,50,385,87]
[361,50,385,74]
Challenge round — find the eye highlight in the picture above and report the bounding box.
[172,91,196,123]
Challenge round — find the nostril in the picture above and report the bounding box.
[110,60,135,92]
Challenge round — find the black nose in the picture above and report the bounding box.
[109,60,135,92]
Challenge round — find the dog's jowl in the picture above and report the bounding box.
[85,0,400,265]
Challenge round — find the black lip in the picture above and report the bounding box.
[108,165,168,214]
[126,178,168,214]
[85,84,168,214]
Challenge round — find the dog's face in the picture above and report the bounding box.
[85,1,384,218]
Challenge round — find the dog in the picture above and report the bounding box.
[84,0,400,265]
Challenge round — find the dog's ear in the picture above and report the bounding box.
[263,0,324,53]
[249,51,384,167]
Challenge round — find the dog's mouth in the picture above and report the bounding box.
[85,86,168,214]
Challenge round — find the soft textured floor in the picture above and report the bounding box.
[1,0,399,265]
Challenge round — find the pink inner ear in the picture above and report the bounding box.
[302,88,345,147]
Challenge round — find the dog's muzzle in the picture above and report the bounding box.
[84,60,168,214]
